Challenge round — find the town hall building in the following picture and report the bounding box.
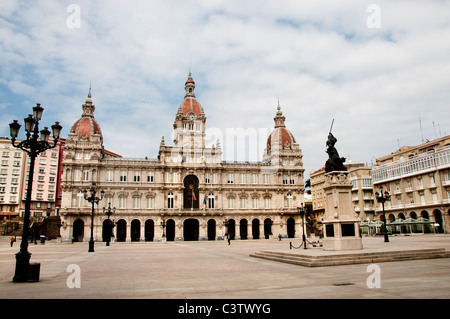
[59,74,305,242]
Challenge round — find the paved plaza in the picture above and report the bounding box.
[1,235,450,299]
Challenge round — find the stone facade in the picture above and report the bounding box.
[60,74,305,242]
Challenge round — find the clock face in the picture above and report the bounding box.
[189,114,194,119]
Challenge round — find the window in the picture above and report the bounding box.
[134,171,141,182]
[167,192,174,209]
[240,173,246,184]
[227,173,234,184]
[228,197,234,209]
[252,174,257,184]
[133,197,140,209]
[82,171,89,182]
[106,170,114,182]
[119,197,126,209]
[264,174,270,184]
[120,171,127,182]
[205,173,210,184]
[208,193,214,209]
[74,169,81,181]
[212,173,217,184]
[77,192,84,207]
[147,172,154,183]
[283,174,288,185]
[287,193,293,208]
[252,197,258,209]
[290,174,295,185]
[264,197,271,209]
[147,197,154,209]
[240,197,247,209]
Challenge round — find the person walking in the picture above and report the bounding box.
[227,234,231,245]
[10,237,14,247]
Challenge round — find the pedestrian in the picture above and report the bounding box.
[278,233,282,241]
[227,234,231,245]
[10,237,14,247]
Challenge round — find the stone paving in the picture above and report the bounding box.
[1,235,450,299]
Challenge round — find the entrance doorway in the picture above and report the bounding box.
[240,219,248,239]
[102,219,114,242]
[287,217,296,238]
[183,175,199,209]
[183,219,199,241]
[72,219,84,242]
[252,219,260,239]
[166,219,175,241]
[207,219,216,240]
[145,219,154,241]
[228,219,236,239]
[264,218,272,239]
[131,219,140,242]
[116,219,127,242]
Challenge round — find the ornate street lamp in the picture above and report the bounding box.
[103,202,115,246]
[83,183,104,252]
[9,104,62,282]
[375,187,391,243]
[297,204,308,250]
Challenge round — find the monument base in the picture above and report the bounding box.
[323,236,363,251]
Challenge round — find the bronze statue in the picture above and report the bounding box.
[325,121,347,172]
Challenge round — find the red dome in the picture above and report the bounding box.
[70,117,101,141]
[181,97,202,116]
[267,127,296,151]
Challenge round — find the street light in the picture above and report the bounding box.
[297,204,308,250]
[9,104,62,282]
[83,183,104,252]
[103,202,115,246]
[375,187,391,243]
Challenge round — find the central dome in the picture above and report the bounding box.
[266,105,296,154]
[176,73,205,118]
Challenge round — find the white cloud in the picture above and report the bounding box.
[0,0,449,178]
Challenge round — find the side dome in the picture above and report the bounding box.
[69,90,102,142]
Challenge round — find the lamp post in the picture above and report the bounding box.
[297,204,308,250]
[161,219,166,238]
[83,183,104,252]
[9,103,62,282]
[375,187,390,243]
[103,202,115,246]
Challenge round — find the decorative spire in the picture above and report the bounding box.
[274,102,285,128]
[82,87,95,117]
[184,72,196,98]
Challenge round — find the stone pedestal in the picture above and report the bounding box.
[322,171,363,251]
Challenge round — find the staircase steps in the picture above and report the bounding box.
[250,248,450,267]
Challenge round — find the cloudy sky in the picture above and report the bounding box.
[1,0,449,178]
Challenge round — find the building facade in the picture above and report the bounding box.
[0,137,26,220]
[60,74,305,242]
[372,136,450,233]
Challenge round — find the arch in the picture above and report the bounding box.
[131,219,141,242]
[145,219,154,241]
[72,219,84,242]
[252,219,260,239]
[166,219,175,241]
[398,213,406,220]
[116,219,127,242]
[433,209,444,233]
[410,211,417,219]
[240,219,248,240]
[183,175,199,209]
[287,217,296,238]
[264,218,272,239]
[420,210,429,219]
[183,218,199,241]
[207,219,216,240]
[388,214,395,222]
[102,219,114,243]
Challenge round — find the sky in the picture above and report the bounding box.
[1,0,449,179]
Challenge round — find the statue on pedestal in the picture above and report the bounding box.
[325,122,347,173]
